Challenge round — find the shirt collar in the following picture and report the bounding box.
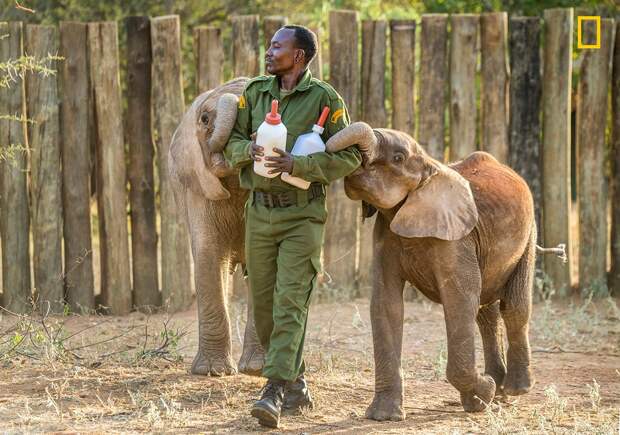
[259,68,313,98]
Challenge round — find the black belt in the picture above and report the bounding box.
[253,183,325,208]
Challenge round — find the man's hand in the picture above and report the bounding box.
[249,133,263,162]
[264,148,294,174]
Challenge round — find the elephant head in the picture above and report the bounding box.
[169,77,248,201]
[326,122,478,241]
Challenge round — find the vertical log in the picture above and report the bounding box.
[358,19,386,295]
[481,12,509,163]
[577,18,614,293]
[151,15,192,312]
[231,15,260,77]
[194,26,223,94]
[263,16,287,50]
[88,22,132,315]
[361,19,387,127]
[0,22,31,313]
[25,25,63,313]
[542,8,573,294]
[326,10,360,293]
[390,19,416,136]
[308,26,322,80]
[449,14,479,162]
[508,17,542,242]
[419,14,448,161]
[125,16,159,311]
[610,20,620,296]
[59,22,95,312]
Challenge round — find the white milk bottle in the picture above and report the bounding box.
[254,99,287,178]
[281,106,330,190]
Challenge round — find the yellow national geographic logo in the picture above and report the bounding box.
[577,16,600,49]
[331,108,344,124]
[238,95,246,109]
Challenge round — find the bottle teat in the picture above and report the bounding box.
[265,100,281,125]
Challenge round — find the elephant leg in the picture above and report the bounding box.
[186,190,236,376]
[440,258,495,412]
[238,264,266,376]
[365,226,406,422]
[476,302,507,390]
[500,230,536,396]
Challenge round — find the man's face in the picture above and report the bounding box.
[265,28,304,75]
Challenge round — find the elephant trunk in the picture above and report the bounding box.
[207,93,239,153]
[325,121,377,161]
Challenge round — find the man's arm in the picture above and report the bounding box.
[290,94,362,184]
[223,88,253,169]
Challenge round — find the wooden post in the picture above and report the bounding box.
[480,12,509,163]
[59,22,95,312]
[151,15,192,312]
[326,10,360,293]
[0,22,31,313]
[390,19,416,136]
[25,25,64,314]
[88,22,132,315]
[508,17,542,242]
[125,16,159,311]
[577,18,614,293]
[449,14,479,162]
[264,16,287,49]
[231,15,260,77]
[610,20,620,296]
[419,14,448,161]
[358,19,386,295]
[542,8,573,295]
[308,26,322,80]
[361,20,387,127]
[194,26,223,94]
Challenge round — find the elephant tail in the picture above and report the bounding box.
[536,243,567,263]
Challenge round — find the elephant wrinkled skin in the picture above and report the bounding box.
[168,78,264,376]
[326,123,537,418]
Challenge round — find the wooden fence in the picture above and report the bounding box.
[0,9,618,315]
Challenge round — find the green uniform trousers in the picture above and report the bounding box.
[244,194,326,381]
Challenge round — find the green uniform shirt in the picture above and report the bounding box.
[223,69,362,193]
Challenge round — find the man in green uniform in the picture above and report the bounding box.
[223,25,361,428]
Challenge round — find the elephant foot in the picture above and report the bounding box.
[486,365,507,392]
[460,375,496,412]
[238,345,265,376]
[503,366,533,396]
[365,391,405,421]
[191,352,237,376]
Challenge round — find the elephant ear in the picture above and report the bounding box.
[390,167,478,240]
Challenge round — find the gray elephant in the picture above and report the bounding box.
[168,77,264,376]
[325,123,538,418]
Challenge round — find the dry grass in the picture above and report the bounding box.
[1,295,619,434]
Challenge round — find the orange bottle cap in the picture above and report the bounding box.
[265,100,281,125]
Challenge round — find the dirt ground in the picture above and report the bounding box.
[1,295,619,434]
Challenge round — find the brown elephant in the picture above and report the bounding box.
[168,77,264,376]
[325,122,539,419]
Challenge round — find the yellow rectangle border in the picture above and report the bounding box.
[577,16,600,49]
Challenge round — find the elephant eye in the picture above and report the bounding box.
[393,154,404,164]
[200,112,209,125]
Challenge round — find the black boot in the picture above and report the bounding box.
[251,379,286,428]
[283,374,313,414]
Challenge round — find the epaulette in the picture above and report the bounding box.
[312,79,341,101]
[244,75,271,90]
